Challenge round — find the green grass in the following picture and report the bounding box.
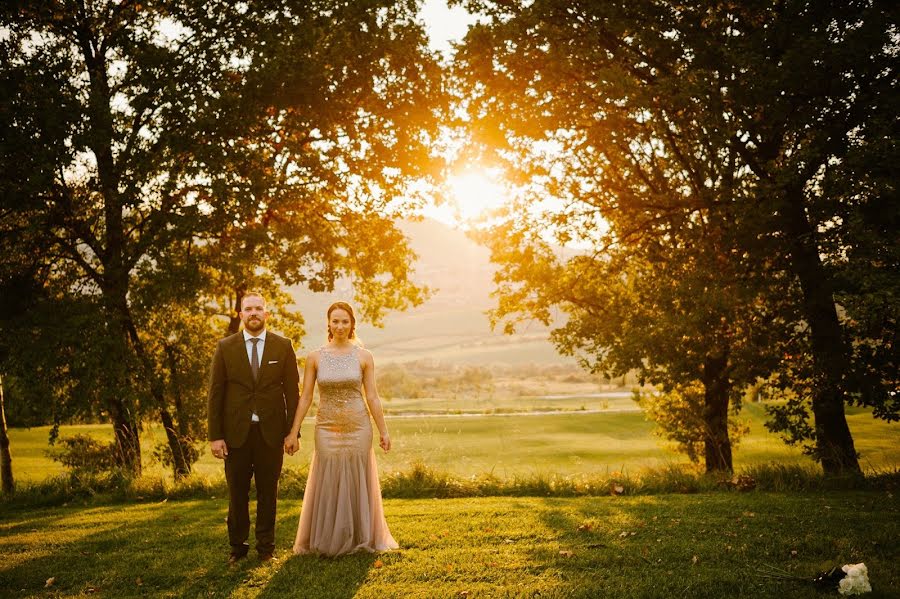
[1,492,897,598]
[8,403,899,484]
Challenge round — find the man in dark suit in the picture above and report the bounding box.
[208,291,300,564]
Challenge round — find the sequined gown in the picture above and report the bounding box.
[293,346,398,555]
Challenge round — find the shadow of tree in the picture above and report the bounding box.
[526,494,899,599]
[0,500,259,598]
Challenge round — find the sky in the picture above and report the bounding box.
[420,0,479,55]
[417,1,498,227]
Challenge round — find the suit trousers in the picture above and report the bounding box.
[224,422,284,555]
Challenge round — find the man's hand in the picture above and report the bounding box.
[210,439,228,460]
[284,435,300,456]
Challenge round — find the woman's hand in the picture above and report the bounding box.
[379,432,391,452]
[284,434,300,456]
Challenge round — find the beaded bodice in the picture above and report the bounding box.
[315,346,368,433]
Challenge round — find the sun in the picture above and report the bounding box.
[443,169,509,224]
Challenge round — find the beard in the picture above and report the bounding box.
[244,317,264,333]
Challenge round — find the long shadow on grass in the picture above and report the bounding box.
[0,499,300,598]
[258,551,378,599]
[526,494,900,599]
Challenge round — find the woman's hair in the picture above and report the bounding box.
[326,301,356,342]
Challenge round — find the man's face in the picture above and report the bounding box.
[240,295,268,334]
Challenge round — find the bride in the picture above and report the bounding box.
[284,301,398,556]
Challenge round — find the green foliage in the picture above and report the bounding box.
[4,459,896,509]
[638,384,750,466]
[150,436,201,474]
[455,0,898,472]
[1,0,448,475]
[47,434,128,479]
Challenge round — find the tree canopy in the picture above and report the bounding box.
[455,0,898,473]
[1,0,447,475]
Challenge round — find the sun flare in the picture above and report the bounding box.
[444,169,509,224]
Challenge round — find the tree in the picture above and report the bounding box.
[456,0,898,474]
[475,198,789,472]
[2,0,445,475]
[0,374,12,494]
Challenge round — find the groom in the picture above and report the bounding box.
[207,291,300,564]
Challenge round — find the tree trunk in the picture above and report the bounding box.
[701,352,733,473]
[123,314,192,478]
[165,345,190,439]
[781,191,860,475]
[76,12,142,476]
[0,375,14,494]
[108,397,141,474]
[102,291,143,475]
[159,407,190,479]
[227,288,245,335]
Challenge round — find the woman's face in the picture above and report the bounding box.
[329,308,353,341]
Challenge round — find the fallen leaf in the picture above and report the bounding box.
[619,531,629,538]
[373,559,384,568]
[790,549,798,557]
[458,592,470,598]
[577,523,593,532]
[692,555,699,565]
[612,484,625,495]
[136,577,143,586]
[45,578,55,588]
[559,550,574,558]
[86,587,98,594]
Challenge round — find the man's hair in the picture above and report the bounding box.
[240,291,267,310]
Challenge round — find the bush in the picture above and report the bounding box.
[3,461,897,509]
[151,436,202,473]
[48,434,127,477]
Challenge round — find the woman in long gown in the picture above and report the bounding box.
[286,301,398,556]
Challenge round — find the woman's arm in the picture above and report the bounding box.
[360,349,391,451]
[285,351,318,454]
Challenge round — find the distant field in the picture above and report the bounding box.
[8,403,898,483]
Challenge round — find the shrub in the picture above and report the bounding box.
[48,434,127,477]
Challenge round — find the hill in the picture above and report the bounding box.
[288,218,576,366]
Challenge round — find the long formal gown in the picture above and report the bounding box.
[293,345,398,556]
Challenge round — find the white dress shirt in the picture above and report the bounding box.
[242,329,267,422]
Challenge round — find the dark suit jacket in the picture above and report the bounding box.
[207,330,300,449]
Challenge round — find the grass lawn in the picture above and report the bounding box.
[8,403,899,484]
[0,492,898,598]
